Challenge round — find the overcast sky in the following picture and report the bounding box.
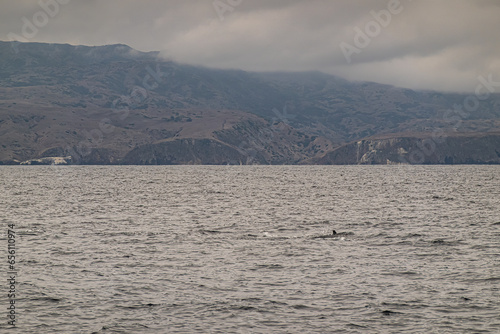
[1,0,499,92]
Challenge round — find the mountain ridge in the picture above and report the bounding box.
[1,41,499,165]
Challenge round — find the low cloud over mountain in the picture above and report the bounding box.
[2,0,499,92]
[1,42,499,165]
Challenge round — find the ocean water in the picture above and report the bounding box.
[0,165,499,333]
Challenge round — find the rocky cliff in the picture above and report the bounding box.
[316,133,500,165]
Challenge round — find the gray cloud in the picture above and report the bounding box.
[1,0,499,92]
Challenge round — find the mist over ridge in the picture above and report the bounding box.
[1,41,499,165]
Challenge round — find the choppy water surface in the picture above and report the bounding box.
[1,165,499,333]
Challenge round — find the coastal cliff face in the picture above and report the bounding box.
[121,139,247,165]
[121,120,334,165]
[317,134,500,165]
